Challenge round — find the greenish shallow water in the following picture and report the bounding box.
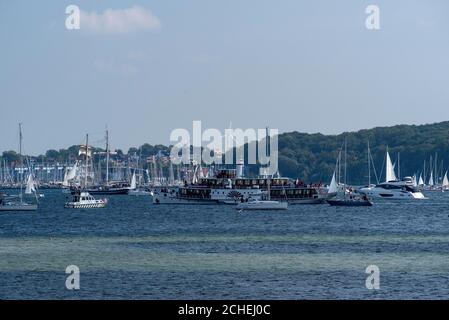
[1,190,449,299]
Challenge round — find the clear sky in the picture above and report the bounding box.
[1,0,448,155]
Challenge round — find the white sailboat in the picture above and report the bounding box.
[386,150,397,182]
[0,124,38,212]
[128,170,151,196]
[236,160,288,211]
[327,138,373,207]
[327,172,338,197]
[236,128,288,211]
[25,173,43,198]
[418,174,424,186]
[411,175,418,187]
[327,146,348,198]
[428,172,434,187]
[63,161,78,187]
[236,179,288,211]
[442,171,449,192]
[130,171,137,190]
[25,173,36,195]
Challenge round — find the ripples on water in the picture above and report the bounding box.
[1,190,449,299]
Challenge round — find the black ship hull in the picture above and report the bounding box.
[71,187,130,195]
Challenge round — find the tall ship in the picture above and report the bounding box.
[65,129,130,195]
[152,165,329,205]
[64,134,108,209]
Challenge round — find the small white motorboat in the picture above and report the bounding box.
[64,191,107,209]
[236,200,288,211]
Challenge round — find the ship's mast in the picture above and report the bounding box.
[344,137,347,200]
[368,140,371,186]
[105,128,109,185]
[19,123,23,203]
[84,134,89,189]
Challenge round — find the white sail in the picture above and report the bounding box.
[130,171,137,190]
[63,162,79,186]
[198,165,204,179]
[428,171,434,186]
[328,172,338,194]
[62,169,69,187]
[385,151,397,182]
[78,145,92,157]
[418,174,424,186]
[192,165,198,184]
[412,175,418,187]
[25,174,36,194]
[66,162,78,180]
[169,162,175,185]
[443,171,449,187]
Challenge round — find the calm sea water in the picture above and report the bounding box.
[1,189,449,299]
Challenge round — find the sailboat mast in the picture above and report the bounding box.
[368,141,371,186]
[267,175,271,201]
[84,134,89,189]
[105,129,109,185]
[435,153,438,185]
[344,137,347,200]
[19,123,23,203]
[338,148,341,185]
[423,159,426,184]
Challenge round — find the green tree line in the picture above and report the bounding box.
[2,121,449,184]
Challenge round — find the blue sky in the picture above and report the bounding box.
[1,0,448,154]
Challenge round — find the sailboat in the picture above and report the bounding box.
[428,171,434,188]
[418,174,424,187]
[327,172,338,198]
[411,174,418,188]
[0,124,38,212]
[327,145,350,198]
[442,171,449,192]
[359,148,425,199]
[236,177,288,210]
[128,170,151,196]
[25,173,44,198]
[236,128,287,211]
[327,139,373,207]
[64,134,108,209]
